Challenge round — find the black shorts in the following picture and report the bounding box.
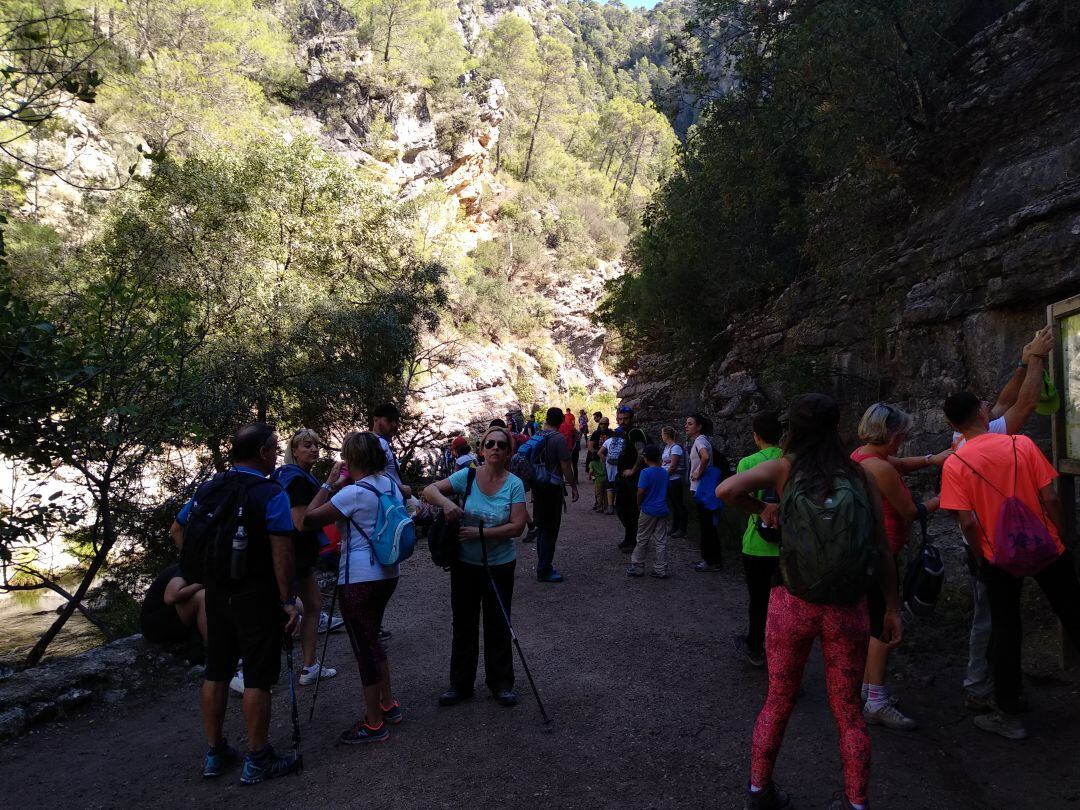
[141,606,191,644]
[868,555,900,641]
[204,585,283,690]
[294,535,319,580]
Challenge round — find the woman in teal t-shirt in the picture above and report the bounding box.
[423,426,527,709]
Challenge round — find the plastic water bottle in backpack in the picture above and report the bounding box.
[230,507,248,579]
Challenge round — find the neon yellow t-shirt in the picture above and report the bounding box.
[737,446,783,557]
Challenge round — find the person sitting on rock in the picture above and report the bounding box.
[140,562,206,644]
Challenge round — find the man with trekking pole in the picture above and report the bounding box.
[171,423,304,784]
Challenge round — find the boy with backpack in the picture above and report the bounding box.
[940,390,1080,740]
[627,444,670,579]
[587,452,608,512]
[510,407,579,582]
[732,412,784,668]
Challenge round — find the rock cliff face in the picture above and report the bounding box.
[621,0,1080,462]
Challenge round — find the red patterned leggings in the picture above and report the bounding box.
[750,586,871,806]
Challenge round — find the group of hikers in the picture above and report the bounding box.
[140,323,1080,808]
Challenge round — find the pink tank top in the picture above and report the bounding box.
[850,448,910,555]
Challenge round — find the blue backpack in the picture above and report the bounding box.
[348,479,416,566]
[510,431,560,490]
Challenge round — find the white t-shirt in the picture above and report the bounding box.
[330,474,401,584]
[688,435,712,492]
[662,442,684,480]
[951,415,1006,450]
[378,436,403,487]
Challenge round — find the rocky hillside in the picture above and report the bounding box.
[621,0,1080,460]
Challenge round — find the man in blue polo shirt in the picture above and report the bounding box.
[170,423,302,784]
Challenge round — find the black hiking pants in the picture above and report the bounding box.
[614,478,638,547]
[982,550,1080,713]
[743,554,779,655]
[696,502,721,566]
[449,560,515,694]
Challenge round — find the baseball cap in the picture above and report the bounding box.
[451,436,470,451]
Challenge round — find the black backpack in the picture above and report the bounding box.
[428,468,476,569]
[903,512,945,618]
[179,472,266,585]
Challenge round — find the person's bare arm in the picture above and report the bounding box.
[560,458,579,501]
[717,459,787,515]
[863,473,902,647]
[270,533,301,633]
[637,486,646,507]
[889,448,952,474]
[665,451,679,476]
[460,501,528,542]
[690,446,709,481]
[1041,483,1067,539]
[164,577,203,606]
[865,458,920,524]
[169,520,184,551]
[955,510,983,552]
[1000,329,1053,431]
[422,478,463,521]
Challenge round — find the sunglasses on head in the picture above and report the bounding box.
[484,439,509,450]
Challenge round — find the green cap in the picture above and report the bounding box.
[1036,370,1060,416]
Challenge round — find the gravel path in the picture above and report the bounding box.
[4,493,1079,808]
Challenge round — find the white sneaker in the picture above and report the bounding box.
[863,699,917,730]
[974,710,1027,740]
[299,660,337,686]
[318,612,345,634]
[229,670,245,695]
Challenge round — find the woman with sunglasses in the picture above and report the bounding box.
[851,403,948,732]
[423,426,528,708]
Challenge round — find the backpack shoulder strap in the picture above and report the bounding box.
[949,448,1008,499]
[463,467,477,505]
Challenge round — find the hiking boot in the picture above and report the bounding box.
[604,506,615,515]
[744,781,791,809]
[229,669,245,696]
[964,691,996,712]
[733,634,766,668]
[626,565,644,577]
[299,660,337,686]
[523,527,538,543]
[669,529,685,538]
[495,689,518,707]
[974,710,1027,740]
[828,791,858,810]
[380,700,403,725]
[202,740,239,778]
[240,745,300,784]
[438,686,474,706]
[650,570,669,579]
[378,626,392,642]
[618,543,635,553]
[537,570,564,583]
[863,700,917,731]
[339,720,389,745]
[693,560,723,573]
[318,612,344,633]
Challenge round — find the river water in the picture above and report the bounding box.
[0,586,105,666]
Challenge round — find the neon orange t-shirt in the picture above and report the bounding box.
[939,433,1061,560]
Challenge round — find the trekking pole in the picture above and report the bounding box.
[284,633,304,774]
[478,522,553,728]
[309,554,341,721]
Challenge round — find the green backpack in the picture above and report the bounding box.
[778,472,879,604]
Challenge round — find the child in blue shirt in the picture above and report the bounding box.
[627,444,671,579]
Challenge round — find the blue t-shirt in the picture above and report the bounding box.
[637,465,670,518]
[176,466,293,534]
[449,468,526,566]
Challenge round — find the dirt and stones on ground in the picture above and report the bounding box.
[3,493,1080,809]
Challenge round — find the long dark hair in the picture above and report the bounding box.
[782,394,861,501]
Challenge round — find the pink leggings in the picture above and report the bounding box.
[750,587,871,806]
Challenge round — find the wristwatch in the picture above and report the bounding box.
[1017,360,1029,370]
[321,482,333,492]
[924,454,933,466]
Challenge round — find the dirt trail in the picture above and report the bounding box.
[4,491,1079,808]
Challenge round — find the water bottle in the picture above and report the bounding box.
[230,507,248,579]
